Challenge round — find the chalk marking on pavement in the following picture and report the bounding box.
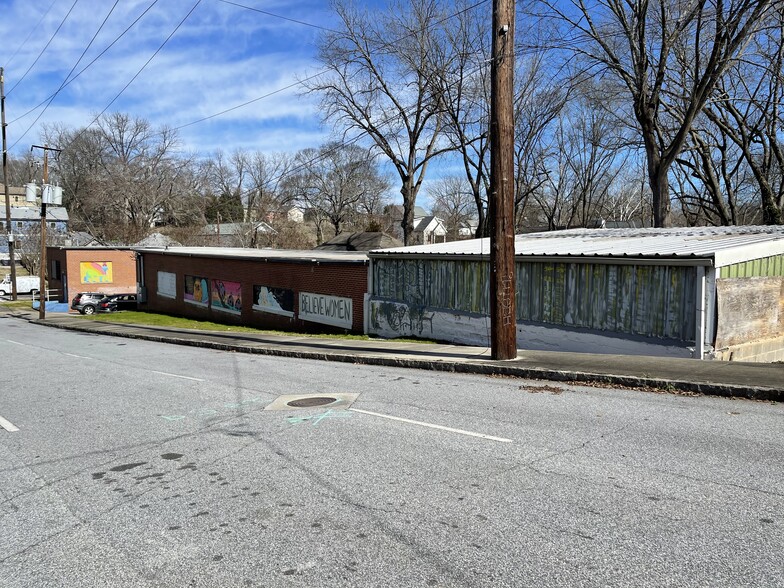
[287,409,353,426]
[349,408,512,443]
[0,414,20,432]
[150,371,204,382]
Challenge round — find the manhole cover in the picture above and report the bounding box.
[286,396,338,408]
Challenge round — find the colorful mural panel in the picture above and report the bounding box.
[252,285,294,317]
[212,279,242,314]
[80,261,113,284]
[184,275,209,306]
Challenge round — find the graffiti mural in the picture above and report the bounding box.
[211,279,242,314]
[80,262,113,284]
[184,275,209,306]
[252,285,294,317]
[371,301,434,337]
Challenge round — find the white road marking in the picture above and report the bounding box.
[0,415,19,433]
[63,352,91,359]
[349,408,512,443]
[150,371,204,382]
[5,339,28,346]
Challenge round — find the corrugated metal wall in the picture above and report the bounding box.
[719,254,784,278]
[373,258,696,341]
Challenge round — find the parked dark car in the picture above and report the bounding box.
[97,293,138,313]
[71,292,107,315]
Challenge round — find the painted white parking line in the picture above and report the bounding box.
[150,371,204,382]
[349,408,512,443]
[0,415,19,433]
[63,353,91,359]
[5,339,29,346]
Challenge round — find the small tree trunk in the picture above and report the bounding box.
[401,179,416,245]
[643,141,672,228]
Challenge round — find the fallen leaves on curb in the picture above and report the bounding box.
[519,384,563,395]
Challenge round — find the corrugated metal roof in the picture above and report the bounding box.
[135,246,368,263]
[3,206,69,221]
[370,226,784,267]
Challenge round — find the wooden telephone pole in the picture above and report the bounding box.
[1,67,19,300]
[489,0,517,359]
[31,144,61,320]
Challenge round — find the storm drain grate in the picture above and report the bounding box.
[264,393,359,411]
[286,396,338,408]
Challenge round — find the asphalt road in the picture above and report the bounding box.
[1,317,782,587]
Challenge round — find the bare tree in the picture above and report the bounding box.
[45,113,200,242]
[307,0,452,244]
[245,151,295,223]
[512,50,570,230]
[428,176,475,239]
[540,0,776,227]
[286,143,389,241]
[432,0,491,237]
[14,222,66,277]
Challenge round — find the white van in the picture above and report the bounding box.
[0,275,43,295]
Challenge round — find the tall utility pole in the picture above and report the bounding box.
[489,0,517,359]
[31,144,60,320]
[1,67,19,300]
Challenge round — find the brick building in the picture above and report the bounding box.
[136,247,369,334]
[46,246,138,306]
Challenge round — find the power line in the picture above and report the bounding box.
[62,0,204,150]
[7,0,81,96]
[173,0,490,131]
[217,0,337,32]
[4,0,59,68]
[44,0,490,190]
[9,1,122,151]
[9,0,162,126]
[86,0,203,122]
[174,70,327,131]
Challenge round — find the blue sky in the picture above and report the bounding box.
[0,0,340,157]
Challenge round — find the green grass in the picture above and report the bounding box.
[0,301,35,310]
[84,310,434,343]
[1,301,435,343]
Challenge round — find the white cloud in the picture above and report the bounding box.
[0,0,335,155]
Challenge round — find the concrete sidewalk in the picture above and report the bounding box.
[5,308,782,400]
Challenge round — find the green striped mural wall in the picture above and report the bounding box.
[719,254,784,278]
[373,258,697,342]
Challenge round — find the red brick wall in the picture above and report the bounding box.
[47,248,137,305]
[140,252,369,334]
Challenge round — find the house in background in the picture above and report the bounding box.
[385,205,448,244]
[458,218,479,238]
[413,215,447,245]
[1,206,69,237]
[197,221,275,247]
[0,186,35,209]
[315,232,403,251]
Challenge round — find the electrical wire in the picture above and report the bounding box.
[172,0,490,131]
[7,0,81,96]
[9,1,122,151]
[216,0,337,32]
[44,0,491,203]
[9,0,162,126]
[68,0,203,148]
[3,0,58,69]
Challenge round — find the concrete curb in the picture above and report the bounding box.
[23,314,782,402]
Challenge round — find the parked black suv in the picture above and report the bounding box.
[97,293,138,313]
[71,292,107,315]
